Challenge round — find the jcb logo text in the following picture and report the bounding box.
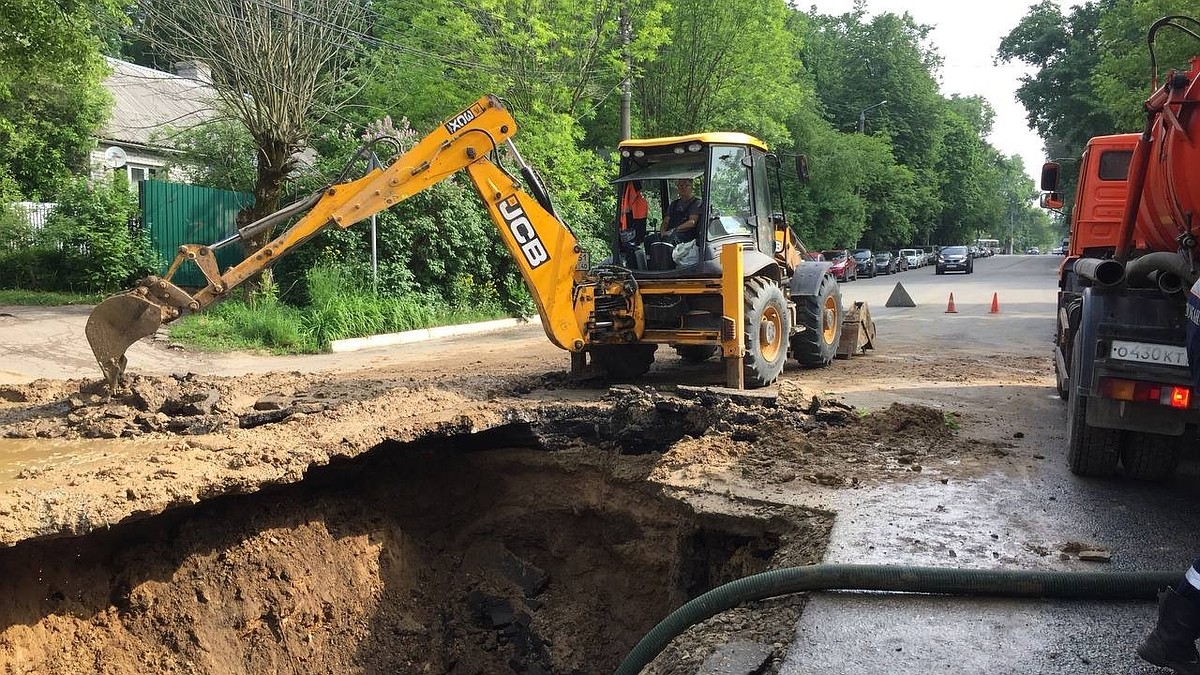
[499,197,550,269]
[444,105,480,134]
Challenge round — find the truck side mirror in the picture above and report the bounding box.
[1040,162,1061,192]
[795,155,810,182]
[1040,192,1064,210]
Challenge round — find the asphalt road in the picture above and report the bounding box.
[775,254,1200,675]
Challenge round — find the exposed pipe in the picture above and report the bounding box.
[1125,251,1197,290]
[614,563,1176,675]
[1073,258,1126,287]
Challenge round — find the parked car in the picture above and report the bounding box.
[852,248,877,278]
[874,251,899,275]
[804,251,826,262]
[1051,245,1065,255]
[822,249,857,281]
[936,245,973,274]
[923,246,938,266]
[899,248,924,268]
[968,245,981,259]
[1026,246,1041,255]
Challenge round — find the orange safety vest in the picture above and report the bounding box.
[619,183,648,232]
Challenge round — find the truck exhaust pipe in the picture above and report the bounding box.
[1073,258,1125,287]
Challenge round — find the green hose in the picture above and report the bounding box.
[614,563,1177,675]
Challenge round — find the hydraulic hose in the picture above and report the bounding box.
[613,563,1176,675]
[1126,251,1197,290]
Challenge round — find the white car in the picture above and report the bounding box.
[899,248,924,268]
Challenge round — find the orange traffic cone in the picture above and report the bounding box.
[990,292,1000,314]
[945,293,958,313]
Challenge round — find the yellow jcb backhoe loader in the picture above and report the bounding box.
[86,95,848,391]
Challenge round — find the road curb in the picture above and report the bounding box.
[328,316,534,353]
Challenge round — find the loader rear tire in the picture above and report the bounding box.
[1121,432,1181,481]
[590,344,657,380]
[743,277,789,388]
[791,273,842,368]
[675,345,718,363]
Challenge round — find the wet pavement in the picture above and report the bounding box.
[779,255,1200,674]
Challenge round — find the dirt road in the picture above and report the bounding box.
[0,254,1194,674]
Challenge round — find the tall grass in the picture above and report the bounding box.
[170,264,510,354]
[170,296,317,353]
[0,289,105,306]
[302,265,504,348]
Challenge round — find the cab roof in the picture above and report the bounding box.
[619,132,768,152]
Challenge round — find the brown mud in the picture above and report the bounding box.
[0,362,1047,674]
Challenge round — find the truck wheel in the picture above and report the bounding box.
[791,273,842,368]
[590,344,657,380]
[1121,432,1181,481]
[743,277,789,387]
[675,344,717,363]
[1065,339,1120,476]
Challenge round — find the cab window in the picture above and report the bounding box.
[707,145,754,239]
[1098,150,1132,181]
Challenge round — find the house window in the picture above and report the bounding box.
[118,164,159,182]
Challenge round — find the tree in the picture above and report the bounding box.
[0,0,122,199]
[137,0,369,268]
[637,0,801,145]
[997,0,1118,213]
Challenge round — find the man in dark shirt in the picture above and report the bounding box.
[663,179,701,243]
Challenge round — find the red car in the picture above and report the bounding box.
[821,249,857,281]
[803,251,826,262]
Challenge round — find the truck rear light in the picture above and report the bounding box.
[1170,386,1191,409]
[1098,377,1192,408]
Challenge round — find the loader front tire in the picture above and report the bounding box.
[590,344,657,380]
[791,273,842,368]
[743,278,789,388]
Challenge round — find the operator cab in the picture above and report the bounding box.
[612,133,783,279]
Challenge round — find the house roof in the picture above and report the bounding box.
[99,57,219,149]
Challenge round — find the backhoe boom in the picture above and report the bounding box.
[86,95,595,389]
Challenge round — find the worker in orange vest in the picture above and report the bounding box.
[618,180,649,266]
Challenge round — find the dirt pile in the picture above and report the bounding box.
[0,372,389,440]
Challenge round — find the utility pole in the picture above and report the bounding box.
[619,2,631,141]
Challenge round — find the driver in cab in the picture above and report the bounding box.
[662,179,701,243]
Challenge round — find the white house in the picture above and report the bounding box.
[90,58,219,183]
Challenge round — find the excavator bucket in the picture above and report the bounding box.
[85,293,168,391]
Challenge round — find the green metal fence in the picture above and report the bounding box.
[140,180,253,288]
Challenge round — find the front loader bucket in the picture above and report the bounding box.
[86,293,167,391]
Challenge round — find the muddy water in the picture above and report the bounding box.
[0,437,158,485]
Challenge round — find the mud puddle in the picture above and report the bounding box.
[0,430,830,674]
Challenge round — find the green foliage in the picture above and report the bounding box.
[1093,1,1199,130]
[12,175,158,293]
[158,119,258,193]
[0,0,120,199]
[169,297,316,353]
[0,289,104,306]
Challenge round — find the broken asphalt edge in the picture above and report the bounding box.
[328,316,536,353]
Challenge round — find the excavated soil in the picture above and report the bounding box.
[0,364,1048,674]
[0,438,830,674]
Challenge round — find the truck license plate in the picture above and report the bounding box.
[1109,340,1190,367]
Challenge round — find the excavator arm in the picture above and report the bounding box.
[86,95,600,390]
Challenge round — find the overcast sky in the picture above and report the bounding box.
[804,0,1064,184]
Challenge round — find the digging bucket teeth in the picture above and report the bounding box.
[85,292,171,391]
